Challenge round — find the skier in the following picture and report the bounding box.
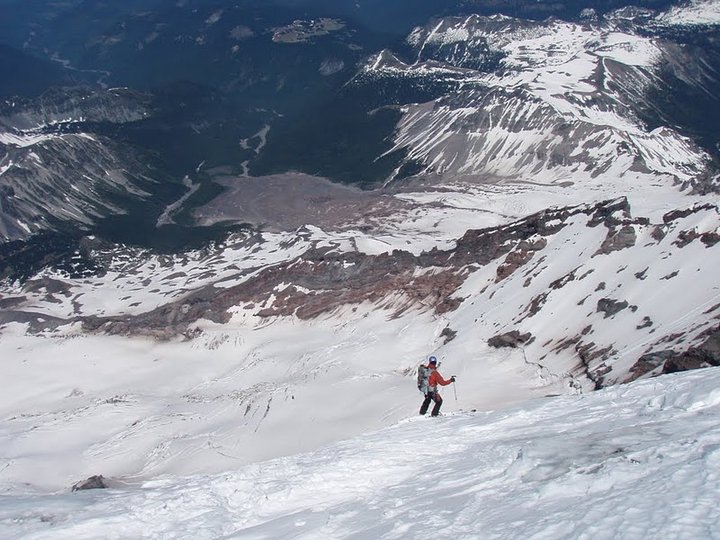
[419,356,455,417]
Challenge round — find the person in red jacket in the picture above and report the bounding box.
[419,357,455,417]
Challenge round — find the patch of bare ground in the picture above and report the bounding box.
[194,172,519,233]
[193,172,413,232]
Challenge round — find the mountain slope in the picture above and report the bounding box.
[4,197,719,380]
[1,365,719,538]
[1,0,720,520]
[0,88,171,241]
[0,193,717,491]
[355,11,720,192]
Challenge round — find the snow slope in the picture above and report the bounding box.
[1,365,718,539]
[0,302,559,493]
[1,2,719,535]
[657,0,720,26]
[2,197,718,495]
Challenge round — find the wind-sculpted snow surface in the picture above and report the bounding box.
[1,366,719,539]
[360,9,719,190]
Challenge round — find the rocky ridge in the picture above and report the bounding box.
[2,196,718,388]
[1,1,719,396]
[355,11,720,191]
[0,88,161,242]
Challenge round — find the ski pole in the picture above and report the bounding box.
[453,379,458,401]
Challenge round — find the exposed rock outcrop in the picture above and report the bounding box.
[629,325,720,380]
[596,298,629,318]
[595,225,636,255]
[440,326,457,344]
[488,330,533,348]
[71,475,109,492]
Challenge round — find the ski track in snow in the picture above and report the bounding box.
[1,367,719,539]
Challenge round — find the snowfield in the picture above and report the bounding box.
[657,0,720,26]
[362,6,719,192]
[1,366,718,539]
[0,303,564,493]
[2,1,720,537]
[1,188,718,523]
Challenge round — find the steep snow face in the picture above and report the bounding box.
[450,201,720,387]
[360,11,717,190]
[1,364,719,539]
[0,303,560,492]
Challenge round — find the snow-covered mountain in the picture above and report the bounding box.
[0,88,161,241]
[356,9,720,192]
[1,0,720,535]
[1,190,718,496]
[4,196,719,382]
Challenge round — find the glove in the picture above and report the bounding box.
[450,376,456,383]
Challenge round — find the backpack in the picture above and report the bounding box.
[417,364,430,393]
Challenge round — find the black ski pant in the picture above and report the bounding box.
[420,391,442,416]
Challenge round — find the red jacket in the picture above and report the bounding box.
[428,368,452,392]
